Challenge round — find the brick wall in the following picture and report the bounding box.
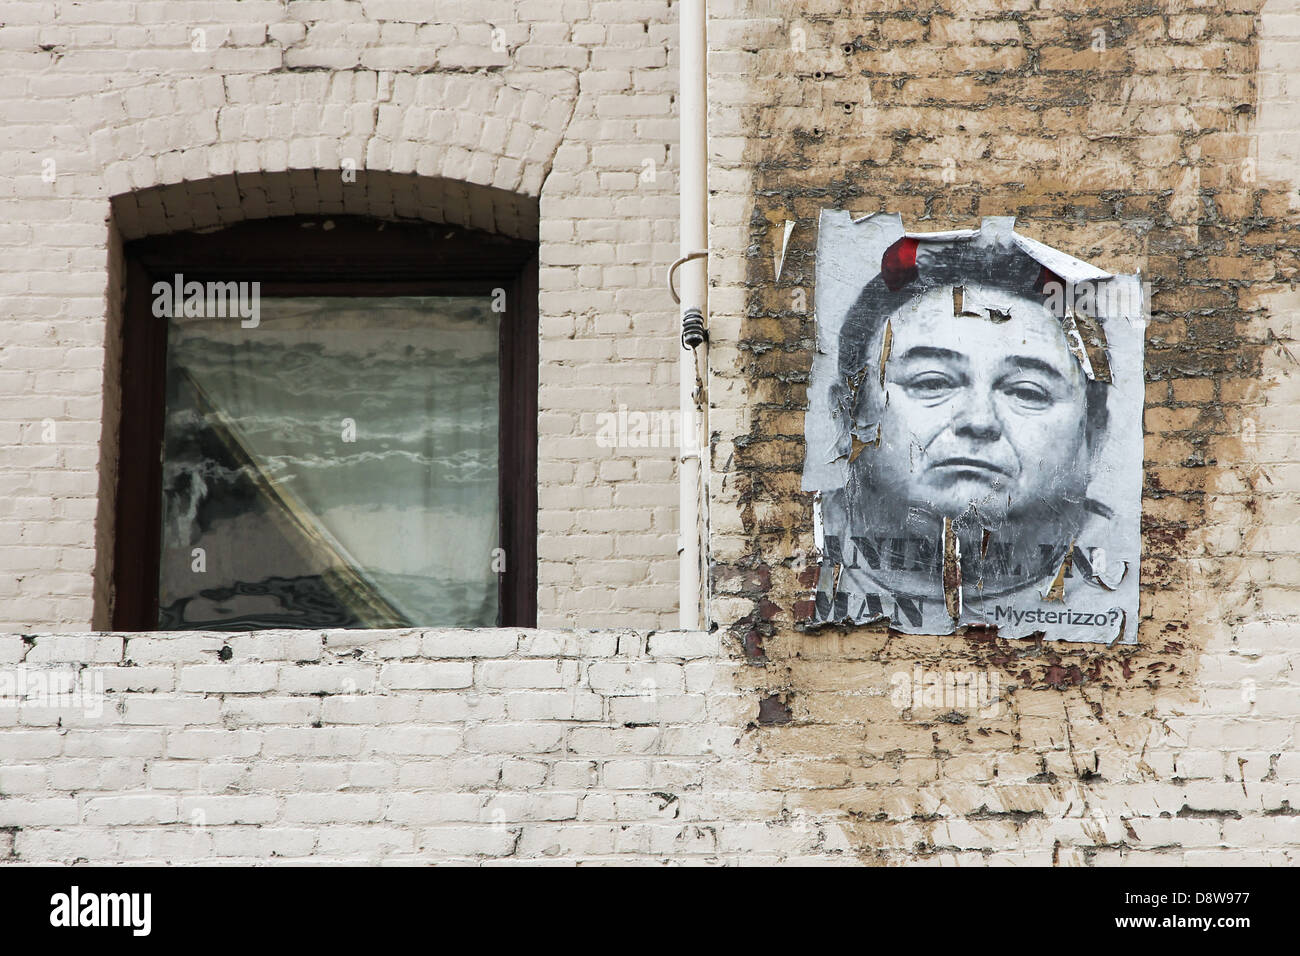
[0,0,683,631]
[4,625,1299,864]
[0,628,803,865]
[703,0,1300,862]
[3,0,1300,866]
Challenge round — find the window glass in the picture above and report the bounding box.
[156,295,500,629]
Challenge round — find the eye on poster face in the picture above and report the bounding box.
[801,213,1146,644]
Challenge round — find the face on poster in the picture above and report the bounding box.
[802,214,1145,643]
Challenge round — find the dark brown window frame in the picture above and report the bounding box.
[113,215,538,630]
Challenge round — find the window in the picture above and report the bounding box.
[112,216,537,630]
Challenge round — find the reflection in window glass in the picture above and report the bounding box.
[156,296,500,630]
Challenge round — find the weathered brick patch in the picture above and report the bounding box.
[705,0,1300,862]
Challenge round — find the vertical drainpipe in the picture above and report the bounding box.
[676,0,708,631]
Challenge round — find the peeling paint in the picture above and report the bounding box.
[942,516,962,620]
[718,0,1286,865]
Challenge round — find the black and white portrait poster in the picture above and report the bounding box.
[802,213,1145,644]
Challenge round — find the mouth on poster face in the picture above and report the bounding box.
[927,456,1012,479]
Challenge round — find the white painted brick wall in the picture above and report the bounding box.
[3,0,1300,868]
[0,0,683,631]
[0,628,829,865]
[2,626,1299,864]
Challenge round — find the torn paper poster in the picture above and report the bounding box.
[801,212,1145,644]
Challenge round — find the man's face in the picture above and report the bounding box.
[853,285,1092,523]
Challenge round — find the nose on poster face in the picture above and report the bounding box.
[951,387,1002,441]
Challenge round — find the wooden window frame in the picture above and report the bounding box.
[112,215,538,630]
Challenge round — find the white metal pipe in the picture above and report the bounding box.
[677,0,707,631]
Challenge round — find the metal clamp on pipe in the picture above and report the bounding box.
[667,249,709,305]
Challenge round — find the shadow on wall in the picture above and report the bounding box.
[109,171,540,242]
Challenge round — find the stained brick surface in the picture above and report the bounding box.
[2,0,1299,865]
